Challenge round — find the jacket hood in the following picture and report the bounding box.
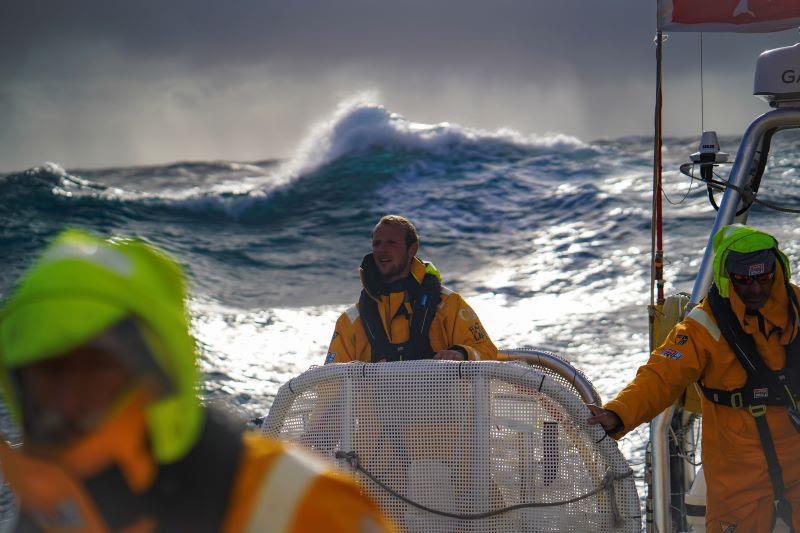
[712,224,791,298]
[727,259,798,344]
[0,230,202,464]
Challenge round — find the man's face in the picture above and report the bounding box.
[372,223,418,283]
[729,270,776,311]
[19,346,134,444]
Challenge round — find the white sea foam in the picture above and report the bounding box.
[277,93,593,179]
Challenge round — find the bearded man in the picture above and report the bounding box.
[325,215,497,363]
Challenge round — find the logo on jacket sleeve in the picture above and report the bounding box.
[675,334,688,346]
[325,352,337,364]
[469,323,487,342]
[660,348,682,360]
[459,308,478,321]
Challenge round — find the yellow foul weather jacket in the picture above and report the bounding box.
[605,266,800,525]
[326,257,497,363]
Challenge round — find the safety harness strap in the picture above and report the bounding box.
[699,382,792,409]
[406,272,441,360]
[704,284,797,530]
[358,273,440,362]
[701,285,800,413]
[359,292,410,361]
[752,412,794,529]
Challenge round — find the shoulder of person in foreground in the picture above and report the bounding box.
[223,433,396,532]
[438,286,498,361]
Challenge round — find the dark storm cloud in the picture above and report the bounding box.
[1,1,798,171]
[0,1,660,78]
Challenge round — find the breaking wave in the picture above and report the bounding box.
[1,101,601,222]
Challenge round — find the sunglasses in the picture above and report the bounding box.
[730,271,775,286]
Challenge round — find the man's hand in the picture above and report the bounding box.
[434,349,466,361]
[586,404,623,433]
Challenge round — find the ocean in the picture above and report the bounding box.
[3,99,800,518]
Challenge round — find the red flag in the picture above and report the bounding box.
[658,0,800,32]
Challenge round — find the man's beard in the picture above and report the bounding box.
[380,254,411,282]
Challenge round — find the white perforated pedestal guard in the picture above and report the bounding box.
[262,360,640,532]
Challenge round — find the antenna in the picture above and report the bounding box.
[700,33,705,132]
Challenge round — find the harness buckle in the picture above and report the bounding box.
[774,497,794,529]
[731,392,744,409]
[749,404,767,417]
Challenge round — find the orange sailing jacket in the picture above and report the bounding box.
[223,434,394,532]
[0,400,394,532]
[605,267,800,521]
[326,257,497,363]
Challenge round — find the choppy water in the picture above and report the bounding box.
[3,99,800,519]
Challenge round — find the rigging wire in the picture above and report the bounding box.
[669,425,702,467]
[679,163,800,215]
[700,33,705,133]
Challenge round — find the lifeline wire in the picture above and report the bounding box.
[334,451,636,522]
[265,360,642,531]
[662,170,697,206]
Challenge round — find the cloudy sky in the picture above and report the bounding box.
[1,1,798,172]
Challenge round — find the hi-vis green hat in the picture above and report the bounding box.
[0,229,202,464]
[712,224,791,298]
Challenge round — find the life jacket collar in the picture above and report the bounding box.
[358,255,442,362]
[730,261,797,345]
[59,388,156,493]
[359,254,441,301]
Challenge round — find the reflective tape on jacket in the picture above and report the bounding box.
[223,435,395,533]
[245,446,331,533]
[686,306,721,342]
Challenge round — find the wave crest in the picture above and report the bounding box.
[280,95,594,178]
[1,101,601,223]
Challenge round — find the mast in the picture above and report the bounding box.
[651,31,665,321]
